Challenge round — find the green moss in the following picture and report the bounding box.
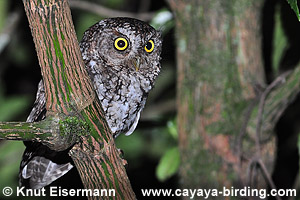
[81,104,110,143]
[101,160,113,188]
[53,32,70,103]
[36,0,42,5]
[59,116,89,139]
[41,0,51,5]
[60,28,65,41]
[107,159,124,199]
[45,44,56,107]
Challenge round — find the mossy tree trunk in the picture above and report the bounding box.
[23,1,135,199]
[169,0,300,196]
[0,0,136,199]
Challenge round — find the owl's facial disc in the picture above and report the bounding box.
[81,17,162,76]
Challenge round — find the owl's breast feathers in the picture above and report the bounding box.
[87,59,150,137]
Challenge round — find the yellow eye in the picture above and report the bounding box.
[114,37,128,51]
[144,39,154,53]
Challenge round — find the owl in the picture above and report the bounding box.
[19,17,162,189]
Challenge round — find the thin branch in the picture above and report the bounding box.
[0,114,81,151]
[236,99,257,185]
[247,156,258,190]
[69,0,156,21]
[253,69,294,137]
[255,71,290,153]
[238,71,291,194]
[246,157,281,200]
[0,121,53,141]
[244,72,289,200]
[257,159,281,200]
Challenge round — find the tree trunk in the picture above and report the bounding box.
[168,0,281,193]
[20,0,136,199]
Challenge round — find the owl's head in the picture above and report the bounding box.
[80,17,162,89]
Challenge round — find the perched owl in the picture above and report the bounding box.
[20,17,162,189]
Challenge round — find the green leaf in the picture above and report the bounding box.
[286,0,300,21]
[156,147,180,181]
[167,119,178,139]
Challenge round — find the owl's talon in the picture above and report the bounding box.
[117,148,124,157]
[122,159,128,166]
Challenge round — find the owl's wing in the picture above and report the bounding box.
[26,80,46,122]
[19,80,75,189]
[125,110,141,136]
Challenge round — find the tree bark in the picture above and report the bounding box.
[168,0,293,195]
[19,0,136,199]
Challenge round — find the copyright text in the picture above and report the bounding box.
[2,186,115,197]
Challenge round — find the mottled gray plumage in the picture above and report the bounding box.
[20,17,162,189]
[80,17,162,136]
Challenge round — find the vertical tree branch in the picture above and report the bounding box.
[22,0,135,199]
[23,0,94,115]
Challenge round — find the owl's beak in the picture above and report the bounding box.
[132,58,140,71]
